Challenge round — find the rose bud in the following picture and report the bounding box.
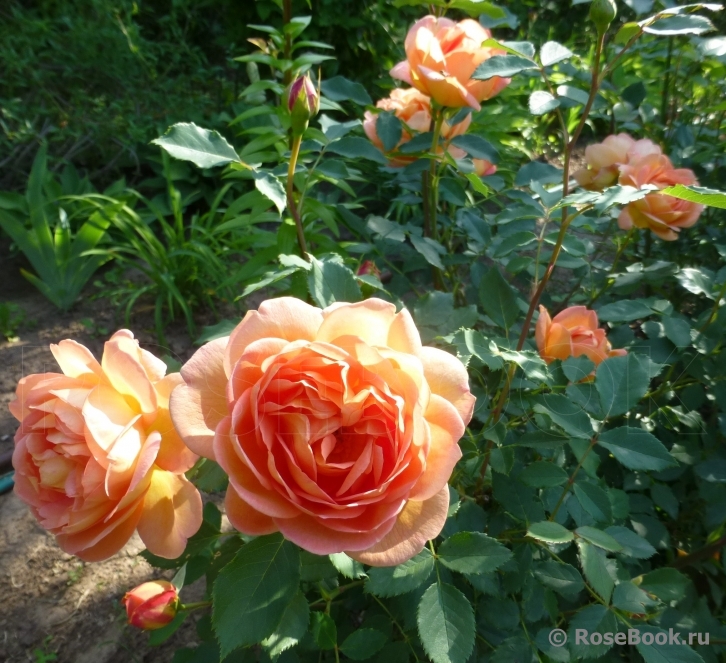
[473,158,497,177]
[286,73,320,137]
[589,0,617,35]
[123,580,179,630]
[357,260,382,279]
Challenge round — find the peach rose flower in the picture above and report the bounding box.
[363,88,470,165]
[536,306,626,366]
[10,331,202,561]
[618,192,704,241]
[171,298,474,566]
[473,158,497,177]
[618,153,698,190]
[573,134,661,190]
[390,16,509,110]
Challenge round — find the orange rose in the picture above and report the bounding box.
[363,88,470,165]
[536,306,626,366]
[618,192,703,241]
[171,298,474,566]
[10,331,202,561]
[390,16,509,110]
[123,580,179,630]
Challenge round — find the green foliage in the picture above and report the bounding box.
[0,145,111,310]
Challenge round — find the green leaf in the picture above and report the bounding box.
[151,122,241,168]
[449,134,499,161]
[307,256,362,307]
[320,76,372,105]
[534,627,570,662]
[636,627,705,663]
[261,591,310,659]
[662,183,726,209]
[375,111,403,152]
[527,521,574,544]
[417,582,475,663]
[577,540,614,603]
[438,532,513,575]
[473,54,539,80]
[327,136,387,164]
[562,356,595,383]
[148,612,188,646]
[492,472,546,523]
[598,427,677,471]
[212,533,301,658]
[644,14,714,35]
[568,605,618,660]
[604,526,656,559]
[540,41,574,66]
[340,629,388,661]
[677,267,716,299]
[515,160,563,186]
[597,299,654,322]
[529,90,560,115]
[519,461,569,488]
[612,582,659,613]
[638,568,690,602]
[195,319,238,345]
[253,172,286,214]
[595,354,650,418]
[311,612,337,650]
[534,561,584,596]
[411,235,446,269]
[532,394,594,439]
[329,553,366,579]
[494,231,538,257]
[478,267,519,329]
[366,549,434,597]
[575,527,623,552]
[573,482,612,524]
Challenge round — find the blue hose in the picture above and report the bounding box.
[0,472,14,495]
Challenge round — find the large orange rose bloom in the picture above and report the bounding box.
[536,306,626,365]
[390,16,509,110]
[363,88,470,165]
[10,331,202,561]
[171,298,474,566]
[618,192,703,241]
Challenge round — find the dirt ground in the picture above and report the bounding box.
[0,247,219,663]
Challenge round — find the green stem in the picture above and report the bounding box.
[180,601,211,611]
[699,280,726,334]
[428,110,445,242]
[586,227,635,306]
[286,135,309,259]
[548,436,599,522]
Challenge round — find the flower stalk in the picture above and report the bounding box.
[287,135,309,259]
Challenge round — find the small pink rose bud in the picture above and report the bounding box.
[122,580,179,631]
[357,260,381,279]
[286,74,320,137]
[472,159,497,177]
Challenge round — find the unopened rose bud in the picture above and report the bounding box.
[473,158,497,178]
[589,0,617,36]
[286,74,320,137]
[122,580,179,631]
[357,260,381,279]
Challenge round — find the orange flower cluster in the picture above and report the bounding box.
[574,133,703,241]
[365,16,507,170]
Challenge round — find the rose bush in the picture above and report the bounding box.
[170,297,474,565]
[10,331,202,561]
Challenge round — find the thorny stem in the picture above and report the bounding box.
[669,535,726,570]
[548,436,599,521]
[478,33,610,485]
[287,135,309,259]
[428,110,446,241]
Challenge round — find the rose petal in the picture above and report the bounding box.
[171,337,229,460]
[224,488,278,536]
[50,340,103,379]
[136,469,203,559]
[347,485,449,566]
[419,346,474,425]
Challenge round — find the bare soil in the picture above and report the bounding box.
[0,248,216,663]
